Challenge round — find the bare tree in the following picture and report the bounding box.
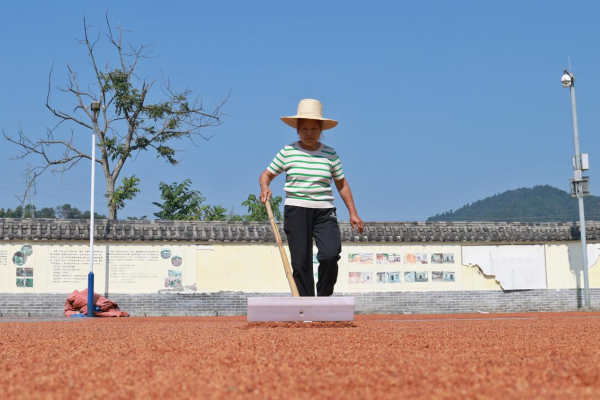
[3,14,227,219]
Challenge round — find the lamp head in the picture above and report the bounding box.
[90,101,101,112]
[561,69,573,88]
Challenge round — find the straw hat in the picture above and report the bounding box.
[281,99,338,130]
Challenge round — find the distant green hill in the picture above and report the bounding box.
[427,185,600,222]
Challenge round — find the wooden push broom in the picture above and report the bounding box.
[246,199,354,322]
[265,200,300,297]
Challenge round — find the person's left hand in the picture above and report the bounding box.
[350,213,364,233]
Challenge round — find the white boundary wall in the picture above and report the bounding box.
[3,241,600,294]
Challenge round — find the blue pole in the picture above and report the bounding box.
[87,272,95,317]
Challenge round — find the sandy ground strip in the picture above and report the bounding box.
[1,312,600,399]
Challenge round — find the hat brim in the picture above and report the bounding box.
[281,116,338,131]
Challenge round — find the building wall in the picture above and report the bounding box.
[3,240,600,295]
[197,242,600,293]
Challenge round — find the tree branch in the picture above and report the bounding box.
[46,65,94,130]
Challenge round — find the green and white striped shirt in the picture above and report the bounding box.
[267,142,345,209]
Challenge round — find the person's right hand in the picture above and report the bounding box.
[260,187,272,204]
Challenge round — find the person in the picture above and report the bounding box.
[259,99,364,297]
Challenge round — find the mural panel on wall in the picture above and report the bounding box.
[0,243,196,294]
[347,250,457,288]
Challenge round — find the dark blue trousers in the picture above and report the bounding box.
[283,205,341,297]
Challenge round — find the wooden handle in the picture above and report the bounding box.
[265,200,300,297]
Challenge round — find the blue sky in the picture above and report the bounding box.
[1,1,600,221]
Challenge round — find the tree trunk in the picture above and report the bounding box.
[106,177,117,219]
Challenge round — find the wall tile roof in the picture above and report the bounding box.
[1,219,599,243]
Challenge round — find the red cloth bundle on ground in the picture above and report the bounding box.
[64,289,130,317]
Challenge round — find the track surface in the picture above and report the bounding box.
[1,312,600,399]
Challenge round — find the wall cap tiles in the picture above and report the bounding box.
[0,219,598,243]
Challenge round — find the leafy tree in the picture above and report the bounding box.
[55,204,83,219]
[36,207,57,218]
[127,215,147,220]
[153,179,208,220]
[14,205,57,218]
[80,211,108,220]
[106,175,140,213]
[3,15,227,219]
[55,203,107,219]
[204,205,228,221]
[227,206,244,222]
[21,205,35,218]
[0,204,104,219]
[0,207,20,218]
[241,194,283,222]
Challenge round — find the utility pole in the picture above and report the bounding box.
[87,101,101,318]
[562,68,591,307]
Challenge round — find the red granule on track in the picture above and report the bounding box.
[244,321,357,329]
[1,312,600,399]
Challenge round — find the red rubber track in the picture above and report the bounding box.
[1,312,600,399]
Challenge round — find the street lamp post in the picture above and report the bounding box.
[562,69,591,308]
[87,101,101,317]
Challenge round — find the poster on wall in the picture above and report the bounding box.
[376,253,402,264]
[432,271,455,282]
[161,249,172,259]
[0,249,7,267]
[376,253,388,264]
[161,248,184,288]
[431,253,443,264]
[349,272,373,284]
[16,278,33,288]
[361,272,373,283]
[443,254,455,263]
[348,253,373,265]
[377,271,401,283]
[12,244,35,288]
[48,246,105,291]
[462,245,546,290]
[165,277,182,288]
[416,253,428,264]
[405,271,428,282]
[388,272,401,283]
[42,244,195,293]
[443,272,455,282]
[107,246,187,291]
[388,254,402,265]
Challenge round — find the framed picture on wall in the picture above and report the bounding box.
[431,253,443,264]
[443,253,455,263]
[376,253,389,264]
[415,271,428,282]
[348,253,374,265]
[443,272,456,282]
